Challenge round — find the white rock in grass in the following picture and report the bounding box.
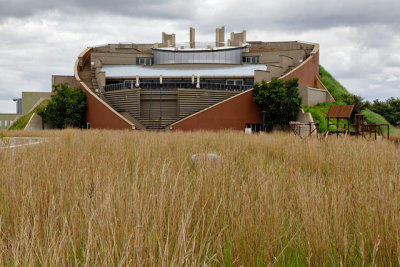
[191,153,221,164]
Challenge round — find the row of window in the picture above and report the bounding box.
[136,55,260,65]
[153,49,242,64]
[243,56,260,63]
[136,57,153,65]
[226,79,243,85]
[0,120,13,127]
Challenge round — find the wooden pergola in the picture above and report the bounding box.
[326,105,359,136]
[326,105,389,139]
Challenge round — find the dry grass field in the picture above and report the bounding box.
[0,130,399,266]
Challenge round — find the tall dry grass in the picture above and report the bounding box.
[0,130,399,265]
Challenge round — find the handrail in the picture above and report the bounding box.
[103,81,252,92]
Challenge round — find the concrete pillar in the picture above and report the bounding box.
[192,74,195,84]
[135,75,140,87]
[162,32,176,47]
[228,30,247,47]
[196,75,200,88]
[190,27,195,48]
[171,33,176,47]
[13,98,22,114]
[216,26,225,47]
[160,74,163,85]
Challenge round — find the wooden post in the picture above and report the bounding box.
[337,118,339,137]
[327,118,329,134]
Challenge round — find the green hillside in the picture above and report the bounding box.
[303,66,400,135]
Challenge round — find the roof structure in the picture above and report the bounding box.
[326,105,359,118]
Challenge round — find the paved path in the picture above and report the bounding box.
[0,137,47,148]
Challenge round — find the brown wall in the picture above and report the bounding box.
[171,44,319,132]
[84,84,133,129]
[52,75,75,87]
[171,90,261,131]
[281,45,319,87]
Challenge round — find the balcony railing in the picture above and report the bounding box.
[103,81,252,92]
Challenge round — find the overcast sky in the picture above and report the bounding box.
[0,0,399,113]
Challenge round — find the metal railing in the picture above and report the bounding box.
[103,81,252,92]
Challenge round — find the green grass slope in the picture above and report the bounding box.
[303,66,400,135]
[318,66,350,102]
[8,99,49,130]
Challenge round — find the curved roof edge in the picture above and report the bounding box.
[74,48,135,128]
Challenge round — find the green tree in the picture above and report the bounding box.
[252,78,302,129]
[38,83,86,129]
[369,97,400,125]
[342,94,369,110]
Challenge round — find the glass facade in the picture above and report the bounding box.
[153,48,243,64]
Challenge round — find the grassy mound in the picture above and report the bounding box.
[318,66,350,102]
[8,99,49,130]
[304,66,400,135]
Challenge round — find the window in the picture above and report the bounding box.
[226,79,244,85]
[243,56,260,64]
[123,80,134,89]
[136,57,153,65]
[0,120,2,127]
[4,120,7,127]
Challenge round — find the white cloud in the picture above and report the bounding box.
[0,0,399,112]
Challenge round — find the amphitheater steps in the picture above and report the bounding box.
[139,89,179,129]
[102,88,242,130]
[178,89,239,118]
[103,89,141,118]
[119,112,146,130]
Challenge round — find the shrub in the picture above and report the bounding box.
[38,83,86,129]
[253,78,302,129]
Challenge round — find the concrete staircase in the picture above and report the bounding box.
[91,67,99,89]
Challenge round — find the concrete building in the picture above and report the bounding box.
[72,27,333,131]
